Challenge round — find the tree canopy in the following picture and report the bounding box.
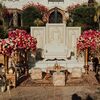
[67,4,99,31]
[22,3,48,27]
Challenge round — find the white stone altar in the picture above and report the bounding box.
[35,59,85,73]
[31,23,85,73]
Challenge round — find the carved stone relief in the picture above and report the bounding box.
[31,27,45,48]
[46,24,65,45]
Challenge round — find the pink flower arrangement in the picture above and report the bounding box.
[77,30,100,54]
[0,29,37,56]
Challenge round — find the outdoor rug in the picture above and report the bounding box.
[19,72,100,87]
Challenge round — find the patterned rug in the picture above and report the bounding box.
[20,78,53,87]
[19,72,100,87]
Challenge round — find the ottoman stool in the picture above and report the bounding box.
[53,72,65,86]
[31,68,42,80]
[71,67,82,78]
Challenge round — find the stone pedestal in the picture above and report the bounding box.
[53,72,65,86]
[31,68,42,80]
[71,67,82,78]
[6,73,16,87]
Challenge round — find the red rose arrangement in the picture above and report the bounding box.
[0,29,37,56]
[77,30,100,55]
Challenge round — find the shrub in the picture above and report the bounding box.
[0,28,8,39]
[67,4,98,31]
[22,3,48,27]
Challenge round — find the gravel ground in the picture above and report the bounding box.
[0,86,100,100]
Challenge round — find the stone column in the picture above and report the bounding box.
[13,11,18,27]
[64,12,69,23]
[21,14,23,27]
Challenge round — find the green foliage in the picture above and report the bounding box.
[0,27,8,39]
[68,5,98,31]
[34,18,44,26]
[11,26,30,33]
[22,6,42,27]
[0,20,3,25]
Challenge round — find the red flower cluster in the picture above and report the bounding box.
[0,39,14,56]
[0,29,37,56]
[22,2,48,14]
[67,4,80,13]
[8,29,37,51]
[77,30,100,54]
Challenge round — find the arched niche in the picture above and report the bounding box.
[48,7,66,23]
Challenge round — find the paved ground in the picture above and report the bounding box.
[0,85,100,100]
[0,56,100,100]
[0,72,99,100]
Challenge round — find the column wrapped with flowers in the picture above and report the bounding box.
[77,30,100,74]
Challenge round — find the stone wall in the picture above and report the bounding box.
[31,24,81,59]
